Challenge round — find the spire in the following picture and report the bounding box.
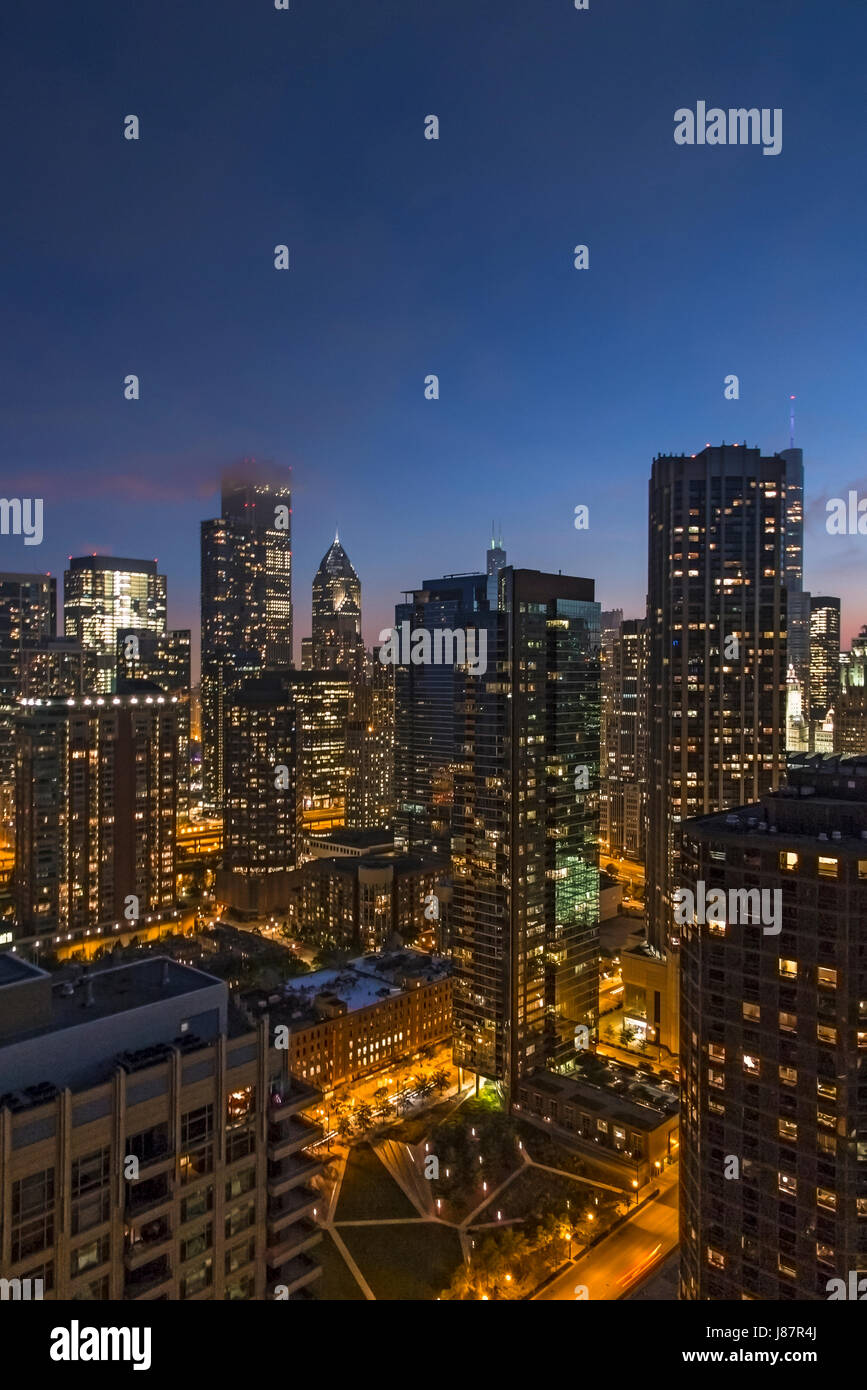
[789,395,796,449]
[334,526,340,545]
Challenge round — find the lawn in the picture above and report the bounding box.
[334,1143,419,1222]
[472,1166,602,1225]
[314,1230,367,1301]
[339,1221,464,1300]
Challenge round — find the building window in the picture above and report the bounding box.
[778,958,797,979]
[818,857,838,878]
[181,1187,213,1224]
[817,967,837,988]
[180,1224,213,1263]
[180,1257,213,1299]
[779,1066,797,1086]
[70,1235,110,1278]
[779,852,798,872]
[742,1002,760,1021]
[778,1012,797,1034]
[11,1169,55,1263]
[817,1187,837,1211]
[778,1118,797,1142]
[778,1172,797,1197]
[742,1054,760,1076]
[817,1024,837,1045]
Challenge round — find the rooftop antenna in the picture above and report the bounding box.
[789,395,796,449]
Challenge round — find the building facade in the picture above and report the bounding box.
[451,568,601,1093]
[679,754,867,1300]
[64,558,167,695]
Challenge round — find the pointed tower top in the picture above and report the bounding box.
[334,526,340,545]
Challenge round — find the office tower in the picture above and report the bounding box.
[13,693,179,949]
[842,625,867,691]
[451,568,601,1092]
[20,639,96,699]
[679,753,867,1300]
[219,668,356,909]
[116,628,192,816]
[644,445,788,956]
[219,672,299,913]
[394,571,491,855]
[779,446,804,592]
[63,557,167,694]
[810,596,841,720]
[200,464,293,811]
[601,617,646,860]
[307,533,365,675]
[0,954,323,1300]
[485,529,507,609]
[0,574,58,830]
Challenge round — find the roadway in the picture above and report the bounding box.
[534,1162,678,1300]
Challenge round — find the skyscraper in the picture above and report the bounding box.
[680,754,867,1300]
[14,693,179,948]
[810,596,841,721]
[601,617,647,860]
[63,557,167,693]
[451,568,601,1092]
[116,628,192,816]
[634,446,788,1055]
[393,570,491,856]
[200,465,293,810]
[0,573,58,830]
[305,533,365,675]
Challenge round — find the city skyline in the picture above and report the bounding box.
[3,0,867,666]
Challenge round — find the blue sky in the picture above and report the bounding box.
[2,0,865,670]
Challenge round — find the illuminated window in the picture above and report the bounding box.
[818,856,838,878]
[778,958,797,979]
[779,851,798,872]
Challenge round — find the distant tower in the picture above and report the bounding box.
[309,532,365,675]
[486,526,507,609]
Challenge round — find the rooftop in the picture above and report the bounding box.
[248,950,451,1029]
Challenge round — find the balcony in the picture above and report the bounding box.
[269,1081,320,1115]
[265,1218,322,1265]
[267,1116,323,1159]
[125,1175,173,1220]
[124,1218,172,1271]
[267,1154,323,1197]
[266,1252,321,1298]
[124,1255,172,1300]
[265,1184,318,1222]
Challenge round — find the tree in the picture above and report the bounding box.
[431,1067,451,1093]
[414,1074,435,1102]
[377,1099,395,1123]
[354,1102,374,1133]
[336,1115,354,1143]
[395,1092,413,1116]
[373,1086,390,1108]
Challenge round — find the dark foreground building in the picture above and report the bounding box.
[679,754,867,1300]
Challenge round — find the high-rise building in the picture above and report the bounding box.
[644,444,788,955]
[0,954,323,1301]
[219,672,299,913]
[218,668,357,910]
[601,617,647,860]
[305,533,365,675]
[635,446,788,1056]
[810,596,841,721]
[680,753,867,1300]
[200,465,293,810]
[393,571,491,856]
[485,529,507,609]
[13,693,179,949]
[0,574,59,829]
[63,557,167,694]
[451,568,601,1092]
[116,628,192,815]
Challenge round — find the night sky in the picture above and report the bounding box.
[3,0,866,673]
